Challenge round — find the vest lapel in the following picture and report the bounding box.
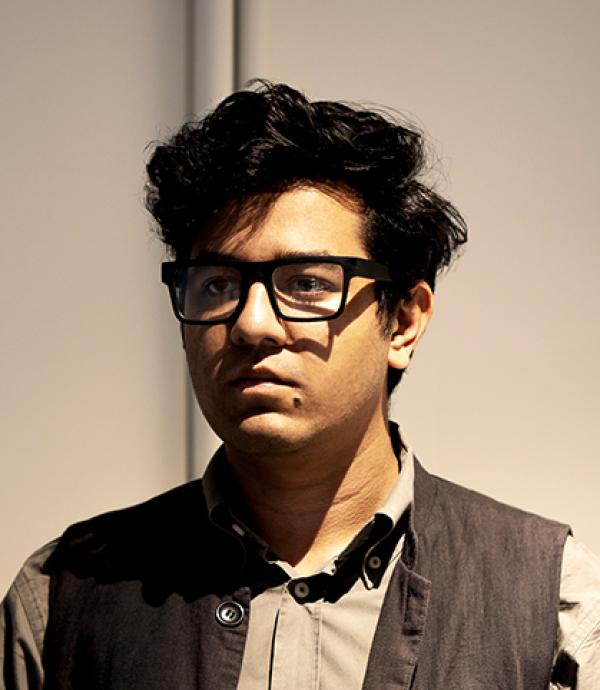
[362,460,435,689]
[362,561,431,690]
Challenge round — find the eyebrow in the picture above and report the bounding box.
[192,249,336,262]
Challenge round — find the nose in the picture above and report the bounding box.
[229,281,288,347]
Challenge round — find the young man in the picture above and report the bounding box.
[2,82,599,689]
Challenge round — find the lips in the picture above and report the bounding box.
[229,367,296,388]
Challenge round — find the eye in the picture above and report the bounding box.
[290,275,331,292]
[284,274,338,302]
[186,270,240,306]
[203,277,238,296]
[273,262,343,306]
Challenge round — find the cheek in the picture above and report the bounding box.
[184,327,226,388]
[317,322,390,401]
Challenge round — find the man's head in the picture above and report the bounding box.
[146,81,467,397]
[171,185,434,458]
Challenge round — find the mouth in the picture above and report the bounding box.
[234,379,289,391]
[229,368,297,391]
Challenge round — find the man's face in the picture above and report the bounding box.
[183,186,395,457]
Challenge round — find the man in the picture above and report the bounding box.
[2,81,599,689]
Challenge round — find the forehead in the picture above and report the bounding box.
[193,186,368,261]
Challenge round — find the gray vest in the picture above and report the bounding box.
[42,460,569,689]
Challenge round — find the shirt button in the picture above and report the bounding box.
[292,581,310,599]
[215,601,245,627]
[367,555,382,570]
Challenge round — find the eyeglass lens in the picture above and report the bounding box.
[175,262,345,321]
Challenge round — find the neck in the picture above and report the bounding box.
[225,415,399,576]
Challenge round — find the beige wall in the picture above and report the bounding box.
[227,0,600,551]
[0,2,189,595]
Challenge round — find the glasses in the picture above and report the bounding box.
[161,256,392,324]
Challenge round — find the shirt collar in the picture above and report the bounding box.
[202,444,232,518]
[201,422,416,588]
[202,445,266,551]
[376,421,414,526]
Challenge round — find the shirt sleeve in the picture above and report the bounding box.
[551,535,600,690]
[0,542,56,690]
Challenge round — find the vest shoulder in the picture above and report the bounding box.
[413,462,570,594]
[414,460,570,540]
[43,479,211,578]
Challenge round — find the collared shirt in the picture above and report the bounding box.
[1,430,600,689]
[202,433,414,689]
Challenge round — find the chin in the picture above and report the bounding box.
[218,413,314,456]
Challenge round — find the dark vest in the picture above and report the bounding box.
[42,461,569,689]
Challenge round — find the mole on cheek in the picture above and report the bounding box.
[293,396,302,408]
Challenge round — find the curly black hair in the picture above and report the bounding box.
[146,80,467,394]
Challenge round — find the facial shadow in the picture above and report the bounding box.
[327,282,381,341]
[289,282,380,363]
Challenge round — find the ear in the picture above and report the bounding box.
[388,281,434,371]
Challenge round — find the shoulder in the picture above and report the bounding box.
[42,479,248,602]
[413,459,570,568]
[1,539,58,688]
[560,536,600,647]
[417,458,569,532]
[2,540,58,648]
[44,479,211,579]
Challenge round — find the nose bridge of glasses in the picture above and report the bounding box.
[245,265,270,287]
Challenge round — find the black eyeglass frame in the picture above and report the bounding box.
[161,256,393,325]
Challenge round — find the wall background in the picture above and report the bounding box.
[0,1,190,596]
[2,0,598,596]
